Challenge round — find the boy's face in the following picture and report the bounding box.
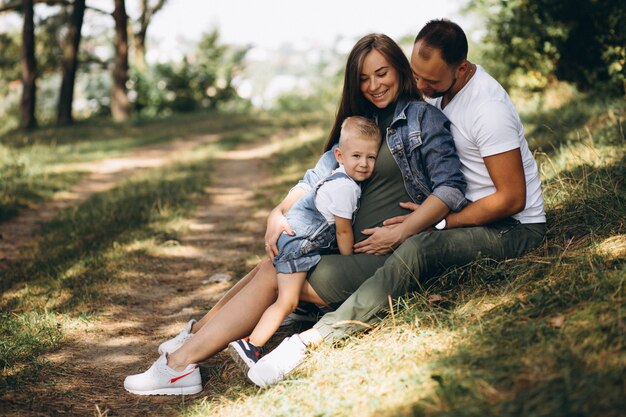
[334,135,379,182]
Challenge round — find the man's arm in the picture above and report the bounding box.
[447,148,526,228]
[334,217,354,255]
[383,149,526,230]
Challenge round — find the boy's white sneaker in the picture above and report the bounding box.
[247,335,307,387]
[124,354,202,395]
[158,319,196,355]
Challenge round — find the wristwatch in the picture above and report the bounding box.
[434,218,447,230]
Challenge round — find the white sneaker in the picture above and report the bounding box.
[124,354,202,395]
[247,335,307,387]
[158,319,196,355]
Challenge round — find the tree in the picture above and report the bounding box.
[20,0,37,129]
[111,0,130,121]
[133,0,167,71]
[56,0,85,125]
[468,0,626,95]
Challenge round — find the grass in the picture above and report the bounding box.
[184,93,624,417]
[0,110,327,394]
[0,110,327,222]
[0,93,624,416]
[0,156,216,391]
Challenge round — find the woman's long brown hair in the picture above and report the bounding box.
[323,34,421,152]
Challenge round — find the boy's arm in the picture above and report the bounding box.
[335,217,354,255]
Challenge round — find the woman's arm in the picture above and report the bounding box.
[265,148,339,259]
[354,194,448,255]
[419,105,467,212]
[264,188,306,258]
[334,217,354,255]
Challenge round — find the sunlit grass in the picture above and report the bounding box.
[0,110,327,396]
[1,94,623,415]
[185,94,625,416]
[0,110,328,222]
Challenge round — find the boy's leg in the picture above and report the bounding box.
[249,272,307,347]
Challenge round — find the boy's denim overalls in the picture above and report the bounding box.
[274,170,355,274]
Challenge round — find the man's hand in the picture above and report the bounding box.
[353,224,407,255]
[264,208,294,259]
[383,202,420,226]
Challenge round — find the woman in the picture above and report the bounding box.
[124,33,466,396]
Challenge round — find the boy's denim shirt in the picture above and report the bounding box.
[295,98,468,212]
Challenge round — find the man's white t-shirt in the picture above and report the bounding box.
[426,65,546,224]
[314,165,361,224]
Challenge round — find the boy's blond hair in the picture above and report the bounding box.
[338,116,380,148]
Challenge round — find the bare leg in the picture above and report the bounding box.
[249,272,306,347]
[300,280,327,306]
[167,259,279,371]
[191,262,262,332]
[192,261,327,333]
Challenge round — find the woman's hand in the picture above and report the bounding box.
[382,202,420,226]
[264,208,294,259]
[353,224,408,255]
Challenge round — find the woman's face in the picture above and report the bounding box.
[359,49,400,109]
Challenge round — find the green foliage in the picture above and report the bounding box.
[0,31,22,132]
[468,0,626,95]
[0,31,20,82]
[131,28,251,117]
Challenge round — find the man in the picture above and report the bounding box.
[247,19,546,387]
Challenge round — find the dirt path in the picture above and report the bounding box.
[0,133,220,267]
[0,131,317,416]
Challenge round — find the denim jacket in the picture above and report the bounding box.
[295,98,467,211]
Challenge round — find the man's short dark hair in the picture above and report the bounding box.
[414,19,468,66]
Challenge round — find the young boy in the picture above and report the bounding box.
[228,116,380,370]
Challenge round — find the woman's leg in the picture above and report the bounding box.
[249,272,307,347]
[192,260,326,332]
[167,260,279,371]
[191,262,262,332]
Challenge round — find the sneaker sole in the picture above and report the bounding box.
[125,385,202,395]
[227,342,256,374]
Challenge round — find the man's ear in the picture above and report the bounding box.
[456,59,469,75]
[334,147,344,164]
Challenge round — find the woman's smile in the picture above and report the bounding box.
[360,49,399,109]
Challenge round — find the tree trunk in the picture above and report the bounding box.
[133,0,167,71]
[56,0,86,126]
[20,0,37,129]
[133,30,147,71]
[111,0,130,122]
